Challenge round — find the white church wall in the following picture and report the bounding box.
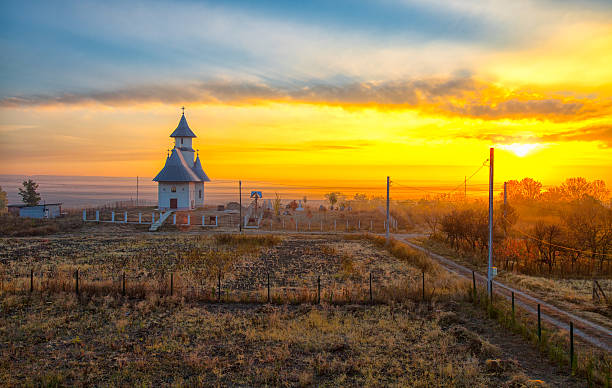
[158,182,193,210]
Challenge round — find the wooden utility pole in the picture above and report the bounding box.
[386,176,390,243]
[487,148,494,298]
[239,180,242,232]
[136,176,139,206]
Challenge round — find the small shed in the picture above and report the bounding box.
[8,203,62,219]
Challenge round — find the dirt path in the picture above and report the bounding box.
[395,235,612,354]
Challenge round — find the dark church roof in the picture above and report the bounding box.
[170,114,197,138]
[192,155,211,182]
[153,149,201,182]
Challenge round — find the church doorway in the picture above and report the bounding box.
[170,198,178,209]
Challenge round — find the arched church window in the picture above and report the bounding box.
[181,138,184,145]
[199,190,202,198]
[171,186,176,192]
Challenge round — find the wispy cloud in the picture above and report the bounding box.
[3,77,606,122]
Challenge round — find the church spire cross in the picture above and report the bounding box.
[181,106,185,115]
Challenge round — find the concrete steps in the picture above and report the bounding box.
[149,211,174,231]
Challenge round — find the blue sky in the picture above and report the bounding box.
[3,0,610,99]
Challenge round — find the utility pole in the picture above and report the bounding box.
[487,148,494,298]
[386,176,390,243]
[136,176,139,207]
[239,180,242,232]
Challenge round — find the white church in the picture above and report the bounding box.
[153,111,210,210]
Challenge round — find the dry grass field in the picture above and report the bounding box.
[0,229,606,386]
[2,293,583,387]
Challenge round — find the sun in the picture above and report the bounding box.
[498,143,540,157]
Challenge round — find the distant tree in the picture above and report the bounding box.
[325,192,341,209]
[588,180,610,202]
[0,186,7,213]
[273,192,282,216]
[502,178,542,201]
[18,179,41,206]
[303,196,307,204]
[354,193,368,201]
[499,202,518,236]
[532,221,563,273]
[560,177,592,201]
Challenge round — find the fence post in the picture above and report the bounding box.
[511,291,515,322]
[173,214,176,224]
[267,272,270,303]
[282,219,285,229]
[187,214,190,225]
[170,273,174,296]
[218,271,221,302]
[122,272,126,296]
[472,271,476,300]
[570,321,574,374]
[369,272,372,304]
[317,276,321,304]
[138,213,142,224]
[96,210,100,222]
[370,220,373,231]
[82,210,87,221]
[334,220,337,232]
[296,219,298,232]
[124,211,128,223]
[30,269,33,292]
[75,269,79,295]
[422,271,425,301]
[152,212,155,223]
[537,304,541,343]
[320,220,323,231]
[346,219,349,231]
[111,211,115,222]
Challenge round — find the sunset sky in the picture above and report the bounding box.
[1,0,612,190]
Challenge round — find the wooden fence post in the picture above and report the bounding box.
[570,321,574,374]
[30,269,33,292]
[317,276,321,304]
[218,271,221,302]
[511,291,515,322]
[75,269,79,295]
[170,273,174,296]
[122,272,126,296]
[472,271,476,300]
[267,272,270,303]
[422,271,425,301]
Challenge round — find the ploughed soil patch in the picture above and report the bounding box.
[0,293,581,387]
